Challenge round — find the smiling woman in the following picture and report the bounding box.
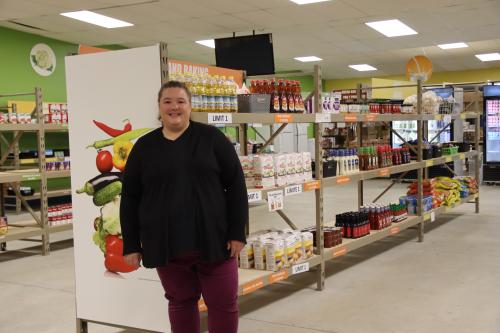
[120,80,248,333]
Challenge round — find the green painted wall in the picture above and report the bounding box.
[0,27,75,194]
[0,27,78,104]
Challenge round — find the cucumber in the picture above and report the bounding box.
[93,181,122,206]
[77,172,122,195]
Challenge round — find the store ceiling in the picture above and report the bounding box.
[2,0,500,79]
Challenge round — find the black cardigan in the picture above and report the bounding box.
[120,121,248,268]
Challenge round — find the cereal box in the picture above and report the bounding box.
[301,232,314,259]
[265,238,286,271]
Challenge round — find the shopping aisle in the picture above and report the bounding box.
[1,181,499,333]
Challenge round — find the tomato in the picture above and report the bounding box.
[96,150,113,173]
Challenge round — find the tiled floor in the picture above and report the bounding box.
[1,181,499,333]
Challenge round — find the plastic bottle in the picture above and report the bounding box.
[333,150,340,176]
[190,75,200,112]
[286,81,295,113]
[338,150,346,175]
[278,80,287,113]
[228,76,238,112]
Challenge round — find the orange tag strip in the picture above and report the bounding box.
[332,246,347,258]
[365,114,377,122]
[336,176,350,184]
[303,180,321,191]
[242,278,265,295]
[269,270,289,284]
[274,114,293,123]
[379,168,390,177]
[344,115,357,122]
[390,226,400,235]
[198,299,208,312]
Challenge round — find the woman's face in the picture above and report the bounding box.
[158,87,191,131]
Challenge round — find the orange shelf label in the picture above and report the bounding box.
[275,114,293,123]
[379,168,390,177]
[389,226,400,235]
[242,278,265,295]
[365,114,377,122]
[336,176,350,184]
[304,180,321,191]
[198,299,208,312]
[333,246,347,258]
[344,115,357,122]
[269,270,289,284]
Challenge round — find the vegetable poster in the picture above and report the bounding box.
[66,45,171,332]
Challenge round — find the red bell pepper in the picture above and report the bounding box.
[104,235,138,273]
[93,119,132,137]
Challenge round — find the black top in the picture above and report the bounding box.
[120,121,248,268]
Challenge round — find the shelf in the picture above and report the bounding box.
[0,123,69,132]
[237,254,322,296]
[46,170,71,179]
[190,112,480,125]
[246,180,320,203]
[423,151,478,167]
[323,216,422,261]
[5,188,72,200]
[49,223,73,233]
[322,161,423,187]
[0,169,71,183]
[423,194,479,223]
[20,157,67,165]
[0,219,42,243]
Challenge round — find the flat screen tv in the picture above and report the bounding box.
[215,33,275,76]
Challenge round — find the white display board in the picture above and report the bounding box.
[66,45,170,332]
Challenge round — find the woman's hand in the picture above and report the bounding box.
[227,240,245,257]
[124,252,142,267]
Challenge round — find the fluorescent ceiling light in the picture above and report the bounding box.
[475,53,500,62]
[349,64,377,71]
[294,56,323,62]
[60,10,133,28]
[365,19,417,37]
[195,39,215,48]
[438,42,468,49]
[290,0,330,4]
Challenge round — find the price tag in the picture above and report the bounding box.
[337,122,346,128]
[424,213,431,221]
[336,176,350,185]
[285,184,302,196]
[303,180,321,191]
[242,278,265,295]
[267,190,284,212]
[459,153,465,160]
[365,114,377,122]
[389,226,400,235]
[460,113,466,119]
[444,115,452,123]
[426,160,433,167]
[473,193,479,199]
[430,212,436,222]
[275,114,293,123]
[434,115,442,120]
[379,168,390,177]
[315,113,331,123]
[445,156,453,163]
[292,262,310,275]
[344,115,357,122]
[208,113,232,124]
[332,246,347,258]
[22,174,40,181]
[269,270,289,283]
[247,191,262,203]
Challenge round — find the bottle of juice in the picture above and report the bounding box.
[278,80,287,113]
[286,81,295,113]
[228,76,238,112]
[270,79,279,113]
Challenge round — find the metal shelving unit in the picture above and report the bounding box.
[0,88,72,254]
[190,66,481,297]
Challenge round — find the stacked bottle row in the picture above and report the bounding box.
[359,204,393,230]
[249,79,305,113]
[358,145,411,171]
[323,148,359,176]
[170,72,238,113]
[335,212,370,239]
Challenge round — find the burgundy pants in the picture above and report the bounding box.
[156,252,239,333]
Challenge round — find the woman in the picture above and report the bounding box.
[120,80,248,333]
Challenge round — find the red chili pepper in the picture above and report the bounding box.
[93,119,132,137]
